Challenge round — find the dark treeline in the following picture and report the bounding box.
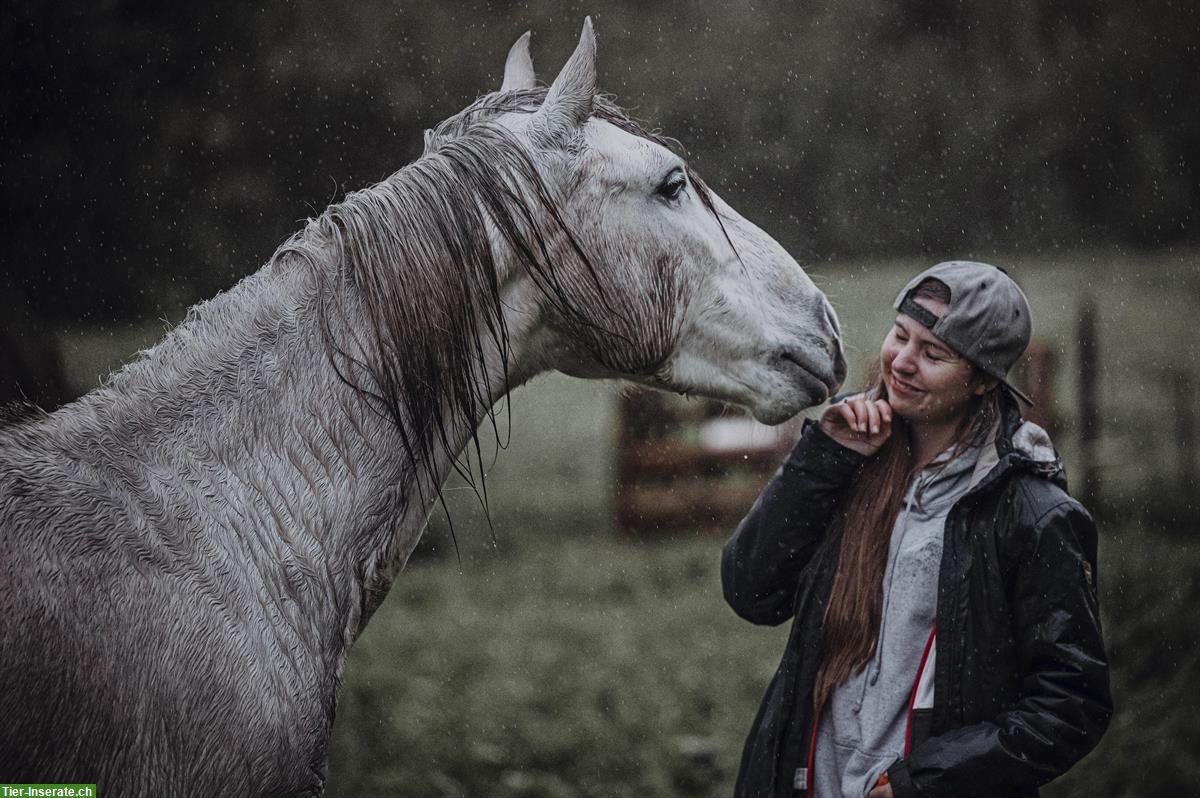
[3,0,1197,327]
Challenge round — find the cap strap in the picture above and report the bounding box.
[898,295,940,329]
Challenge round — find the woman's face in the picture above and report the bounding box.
[880,297,981,424]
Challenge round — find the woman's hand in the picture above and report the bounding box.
[818,394,894,457]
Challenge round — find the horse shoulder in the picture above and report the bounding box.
[0,445,331,795]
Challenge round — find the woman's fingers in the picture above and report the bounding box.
[819,402,859,445]
[874,400,893,439]
[865,400,881,434]
[876,399,893,426]
[818,396,894,457]
[850,398,870,432]
[826,398,891,437]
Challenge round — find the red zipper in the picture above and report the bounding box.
[804,711,819,793]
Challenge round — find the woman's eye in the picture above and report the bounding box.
[656,172,687,201]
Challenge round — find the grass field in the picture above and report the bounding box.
[325,537,786,797]
[325,526,1197,797]
[56,251,1200,796]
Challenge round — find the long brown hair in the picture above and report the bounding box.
[812,279,1001,713]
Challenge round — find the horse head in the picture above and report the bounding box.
[430,19,846,424]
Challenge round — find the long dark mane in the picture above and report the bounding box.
[272,89,722,503]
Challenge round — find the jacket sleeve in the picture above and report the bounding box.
[886,499,1113,797]
[721,419,866,626]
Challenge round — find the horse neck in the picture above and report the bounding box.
[57,247,547,678]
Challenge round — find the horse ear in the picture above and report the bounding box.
[530,17,596,148]
[501,31,535,92]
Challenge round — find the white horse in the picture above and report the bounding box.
[0,20,844,795]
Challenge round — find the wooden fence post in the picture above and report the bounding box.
[1077,296,1101,509]
[1173,369,1196,498]
[613,390,795,539]
[1013,340,1056,434]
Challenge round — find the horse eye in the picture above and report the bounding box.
[656,171,687,201]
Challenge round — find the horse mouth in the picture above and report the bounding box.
[778,350,842,403]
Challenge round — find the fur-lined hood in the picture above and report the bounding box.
[966,389,1066,495]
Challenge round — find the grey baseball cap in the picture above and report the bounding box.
[893,261,1034,404]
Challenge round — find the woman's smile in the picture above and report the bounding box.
[887,372,924,397]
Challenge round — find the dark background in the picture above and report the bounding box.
[4,0,1197,335]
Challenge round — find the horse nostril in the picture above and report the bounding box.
[820,298,847,391]
[823,299,841,338]
[832,344,848,387]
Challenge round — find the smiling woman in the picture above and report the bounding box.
[877,281,998,445]
[723,261,1111,798]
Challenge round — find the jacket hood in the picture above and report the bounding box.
[968,389,1067,494]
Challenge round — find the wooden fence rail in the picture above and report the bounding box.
[613,390,800,539]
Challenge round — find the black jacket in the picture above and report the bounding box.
[722,393,1112,798]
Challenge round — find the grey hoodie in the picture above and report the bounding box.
[812,436,989,798]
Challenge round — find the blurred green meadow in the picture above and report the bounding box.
[62,253,1199,796]
[324,527,1196,798]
